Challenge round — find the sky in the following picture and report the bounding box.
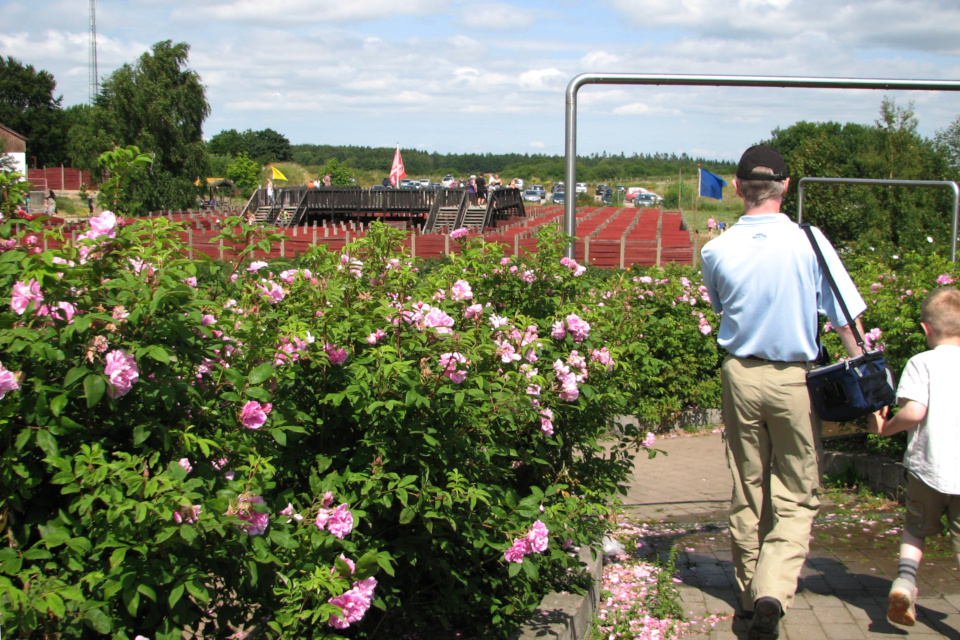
[3,0,960,162]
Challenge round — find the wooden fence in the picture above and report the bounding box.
[21,206,693,268]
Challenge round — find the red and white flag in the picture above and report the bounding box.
[389,144,406,186]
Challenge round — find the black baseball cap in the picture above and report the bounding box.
[736,145,788,181]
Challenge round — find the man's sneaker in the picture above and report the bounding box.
[747,596,782,640]
[888,577,918,626]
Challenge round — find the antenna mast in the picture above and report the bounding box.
[88,0,99,103]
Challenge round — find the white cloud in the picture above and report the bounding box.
[173,0,450,25]
[612,102,681,116]
[469,2,537,30]
[518,68,565,89]
[580,51,620,69]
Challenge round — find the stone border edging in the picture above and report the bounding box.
[820,448,906,501]
[509,546,603,640]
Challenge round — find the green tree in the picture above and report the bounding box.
[68,40,210,213]
[319,158,353,186]
[934,114,960,174]
[0,56,67,167]
[207,128,249,157]
[247,128,291,164]
[226,151,260,196]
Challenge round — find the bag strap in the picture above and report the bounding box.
[800,223,866,352]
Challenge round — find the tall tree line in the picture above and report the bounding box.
[286,143,737,182]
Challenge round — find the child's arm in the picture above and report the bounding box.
[867,399,926,436]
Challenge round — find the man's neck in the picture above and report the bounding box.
[743,201,783,216]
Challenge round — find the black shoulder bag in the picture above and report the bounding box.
[801,224,896,422]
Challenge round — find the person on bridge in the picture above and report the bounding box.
[700,145,868,640]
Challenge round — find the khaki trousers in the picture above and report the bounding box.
[721,355,821,611]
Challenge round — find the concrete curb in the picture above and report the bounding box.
[820,447,906,500]
[509,547,603,640]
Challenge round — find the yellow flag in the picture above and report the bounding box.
[271,166,288,181]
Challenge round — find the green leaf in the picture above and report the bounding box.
[354,550,380,579]
[35,429,58,457]
[508,561,522,577]
[179,525,197,543]
[49,394,69,417]
[269,530,297,549]
[398,506,415,525]
[270,428,287,446]
[123,588,140,616]
[169,582,185,608]
[133,424,151,446]
[64,366,88,388]
[14,429,32,451]
[244,386,272,402]
[248,362,274,385]
[46,592,65,618]
[148,345,176,363]
[522,557,539,580]
[83,374,106,408]
[187,580,210,602]
[83,608,112,633]
[110,547,127,569]
[137,583,157,601]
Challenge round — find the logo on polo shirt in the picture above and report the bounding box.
[753,233,767,240]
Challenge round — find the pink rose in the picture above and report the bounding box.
[327,577,377,629]
[11,279,43,315]
[104,350,139,398]
[240,400,271,429]
[0,362,20,399]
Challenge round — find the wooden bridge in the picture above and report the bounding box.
[241,186,526,233]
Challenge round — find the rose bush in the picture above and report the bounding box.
[0,198,660,638]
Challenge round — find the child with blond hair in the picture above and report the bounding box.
[869,286,960,626]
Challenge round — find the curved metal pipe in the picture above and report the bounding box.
[798,177,960,262]
[564,73,960,259]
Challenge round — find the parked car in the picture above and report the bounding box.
[551,190,566,205]
[511,178,525,190]
[552,182,565,193]
[615,185,626,192]
[600,187,615,204]
[634,193,659,207]
[595,183,608,196]
[531,184,546,199]
[441,174,456,188]
[575,182,588,194]
[399,178,417,189]
[522,189,543,202]
[420,179,432,188]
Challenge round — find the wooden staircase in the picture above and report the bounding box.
[433,206,460,230]
[460,205,487,229]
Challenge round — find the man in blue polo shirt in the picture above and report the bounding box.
[700,145,867,640]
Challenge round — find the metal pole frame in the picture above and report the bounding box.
[797,177,960,262]
[564,73,960,259]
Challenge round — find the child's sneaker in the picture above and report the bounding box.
[888,577,918,626]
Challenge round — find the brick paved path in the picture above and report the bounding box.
[622,431,960,639]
